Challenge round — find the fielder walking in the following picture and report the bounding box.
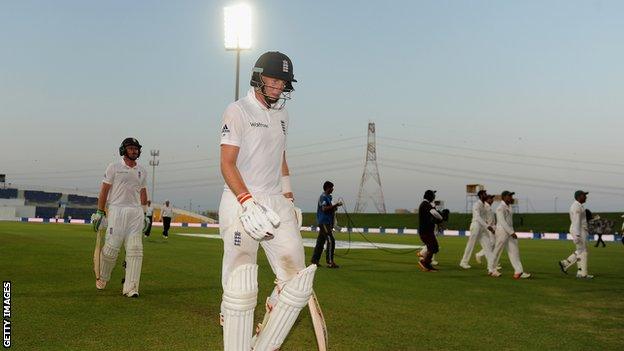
[475,194,496,266]
[218,51,317,350]
[489,191,531,279]
[91,137,149,297]
[460,190,495,271]
[559,190,593,279]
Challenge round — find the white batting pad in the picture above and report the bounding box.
[122,234,143,295]
[99,243,120,282]
[222,264,259,351]
[252,264,316,351]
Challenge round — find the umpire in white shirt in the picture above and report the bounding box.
[161,200,173,238]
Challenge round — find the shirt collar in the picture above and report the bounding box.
[119,157,137,169]
[247,88,270,111]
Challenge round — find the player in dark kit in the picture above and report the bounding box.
[418,190,445,271]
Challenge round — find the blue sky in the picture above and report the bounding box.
[1,0,623,213]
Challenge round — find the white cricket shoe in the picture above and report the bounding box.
[513,272,531,279]
[489,270,501,277]
[96,279,107,290]
[431,260,439,266]
[459,263,471,269]
[576,274,594,280]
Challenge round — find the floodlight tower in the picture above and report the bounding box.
[149,150,159,202]
[224,4,252,101]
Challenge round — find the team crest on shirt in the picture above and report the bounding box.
[234,231,241,246]
[280,120,286,135]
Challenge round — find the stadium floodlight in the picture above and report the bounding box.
[149,150,159,202]
[224,4,252,100]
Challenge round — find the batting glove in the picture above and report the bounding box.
[286,197,303,230]
[237,193,280,241]
[142,213,150,234]
[91,209,107,232]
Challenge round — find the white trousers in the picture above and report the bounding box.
[219,191,305,288]
[562,233,589,275]
[460,223,492,265]
[476,231,495,257]
[100,206,144,290]
[491,229,524,274]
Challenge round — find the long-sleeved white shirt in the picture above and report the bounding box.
[569,200,588,236]
[471,200,489,229]
[495,201,515,236]
[485,203,496,227]
[161,204,174,218]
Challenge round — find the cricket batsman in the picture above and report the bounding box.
[218,51,317,350]
[91,137,149,297]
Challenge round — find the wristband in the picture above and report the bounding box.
[281,175,292,194]
[236,192,252,205]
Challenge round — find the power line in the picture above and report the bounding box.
[381,158,622,192]
[380,162,624,197]
[378,136,624,169]
[378,143,624,177]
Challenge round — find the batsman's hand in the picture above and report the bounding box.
[239,199,280,241]
[91,209,107,232]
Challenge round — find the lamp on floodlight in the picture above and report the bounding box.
[224,4,252,101]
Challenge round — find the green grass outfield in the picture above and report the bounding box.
[1,222,623,350]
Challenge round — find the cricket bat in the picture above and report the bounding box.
[309,290,328,351]
[93,227,104,279]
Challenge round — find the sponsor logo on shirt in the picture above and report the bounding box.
[280,120,286,135]
[221,124,230,136]
[250,122,269,128]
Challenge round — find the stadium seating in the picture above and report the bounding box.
[35,206,58,219]
[67,194,97,207]
[24,190,62,204]
[64,207,96,220]
[0,188,18,199]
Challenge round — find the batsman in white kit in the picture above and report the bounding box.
[91,137,149,297]
[218,51,323,351]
